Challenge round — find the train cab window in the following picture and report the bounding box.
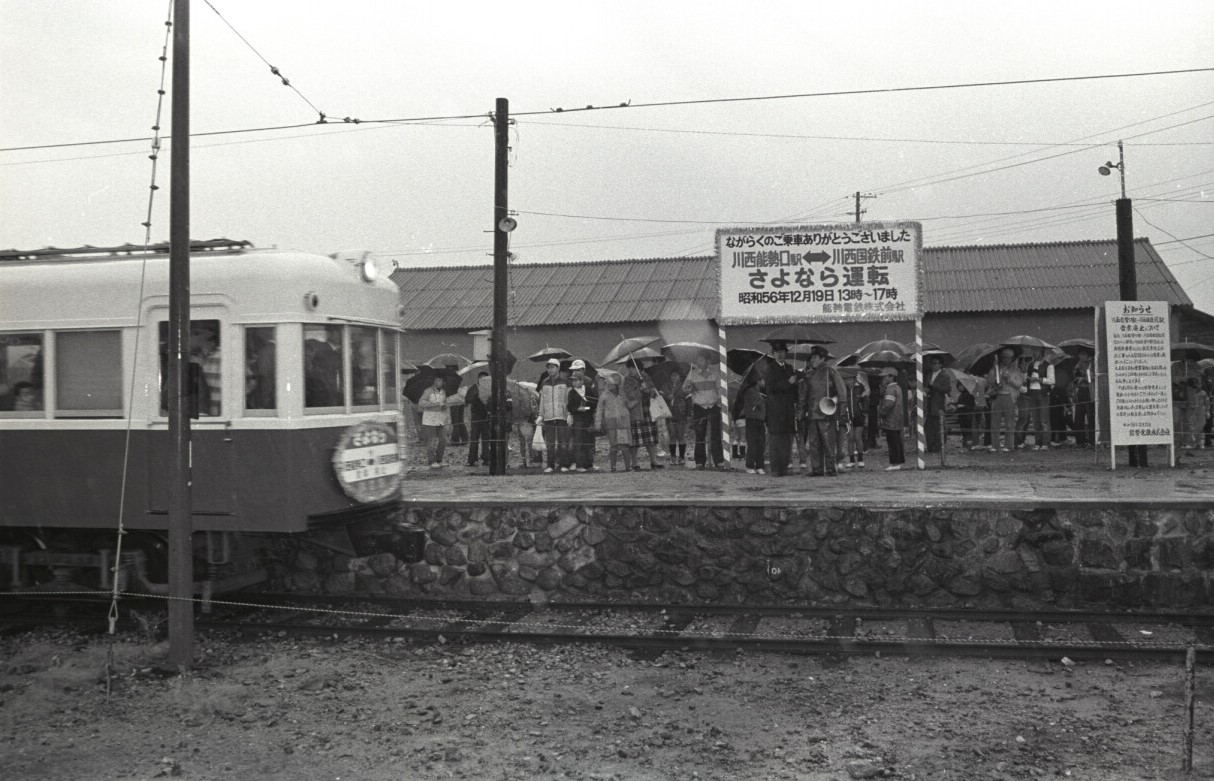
[303,325,343,409]
[157,320,222,417]
[55,330,122,417]
[0,333,44,414]
[351,326,379,407]
[244,327,276,412]
[380,329,398,409]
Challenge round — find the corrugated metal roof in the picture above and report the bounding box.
[393,240,1191,330]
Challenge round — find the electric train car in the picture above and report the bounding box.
[0,239,405,592]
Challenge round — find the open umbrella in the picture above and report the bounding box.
[528,346,572,363]
[1171,341,1214,360]
[759,324,834,345]
[645,360,691,393]
[614,346,664,365]
[940,366,981,395]
[1000,335,1056,358]
[857,348,914,370]
[1199,358,1214,371]
[402,365,461,404]
[595,368,624,386]
[661,341,717,363]
[400,359,420,374]
[954,342,996,373]
[726,348,768,376]
[601,335,663,366]
[1055,338,1095,358]
[919,348,956,366]
[459,361,488,377]
[789,343,835,361]
[967,344,1017,378]
[424,352,472,370]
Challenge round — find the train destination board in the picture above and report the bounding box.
[716,221,923,325]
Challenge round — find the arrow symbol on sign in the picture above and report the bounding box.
[802,251,830,264]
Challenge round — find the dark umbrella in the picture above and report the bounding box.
[601,335,663,366]
[402,365,461,404]
[920,348,956,366]
[424,352,472,370]
[645,360,691,393]
[759,324,834,345]
[559,358,600,380]
[528,346,572,363]
[968,344,1020,378]
[1171,341,1214,360]
[726,348,768,376]
[857,348,914,370]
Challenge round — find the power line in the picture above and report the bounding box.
[5,66,1212,154]
[518,118,1214,147]
[1134,207,1214,262]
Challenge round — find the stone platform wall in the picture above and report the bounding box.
[274,505,1214,609]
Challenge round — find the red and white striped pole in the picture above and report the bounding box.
[718,323,731,470]
[915,317,925,470]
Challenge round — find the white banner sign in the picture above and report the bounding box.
[716,221,922,325]
[1105,301,1173,446]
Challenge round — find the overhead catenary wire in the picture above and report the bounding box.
[4,66,1212,154]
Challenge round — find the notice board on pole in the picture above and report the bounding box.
[715,221,922,325]
[1104,301,1173,446]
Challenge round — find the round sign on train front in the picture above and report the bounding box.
[332,421,401,502]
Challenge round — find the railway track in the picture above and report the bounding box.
[3,591,1213,663]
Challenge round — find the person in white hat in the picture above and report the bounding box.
[566,359,597,471]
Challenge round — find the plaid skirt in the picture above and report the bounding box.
[631,405,659,446]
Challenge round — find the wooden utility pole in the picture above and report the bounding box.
[167,0,194,668]
[490,98,509,475]
[854,191,875,223]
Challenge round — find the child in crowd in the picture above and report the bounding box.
[595,375,633,471]
[732,376,767,474]
[878,367,905,471]
[666,371,689,465]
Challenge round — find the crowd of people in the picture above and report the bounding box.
[409,342,1214,474]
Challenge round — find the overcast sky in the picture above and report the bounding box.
[2,1,1212,313]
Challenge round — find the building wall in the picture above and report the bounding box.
[402,308,1160,373]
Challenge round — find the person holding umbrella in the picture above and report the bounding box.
[539,360,572,472]
[986,347,1025,452]
[623,360,664,470]
[1070,347,1096,447]
[924,355,953,454]
[682,352,723,470]
[763,341,798,476]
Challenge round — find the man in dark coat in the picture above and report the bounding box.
[763,341,798,476]
[924,356,953,453]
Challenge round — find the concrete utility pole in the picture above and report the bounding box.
[490,98,510,476]
[854,191,875,223]
[167,0,194,668]
[1103,141,1148,468]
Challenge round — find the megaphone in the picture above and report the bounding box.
[818,396,838,417]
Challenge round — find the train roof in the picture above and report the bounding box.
[0,239,401,330]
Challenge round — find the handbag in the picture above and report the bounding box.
[650,393,672,421]
[531,423,546,453]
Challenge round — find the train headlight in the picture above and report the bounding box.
[360,258,378,283]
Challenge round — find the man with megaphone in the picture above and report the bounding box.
[797,346,849,477]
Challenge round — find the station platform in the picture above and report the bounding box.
[399,444,1214,510]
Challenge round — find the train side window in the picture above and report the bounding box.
[157,320,222,417]
[351,326,379,407]
[244,326,276,412]
[380,329,398,409]
[0,333,44,414]
[55,330,122,417]
[303,325,343,409]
